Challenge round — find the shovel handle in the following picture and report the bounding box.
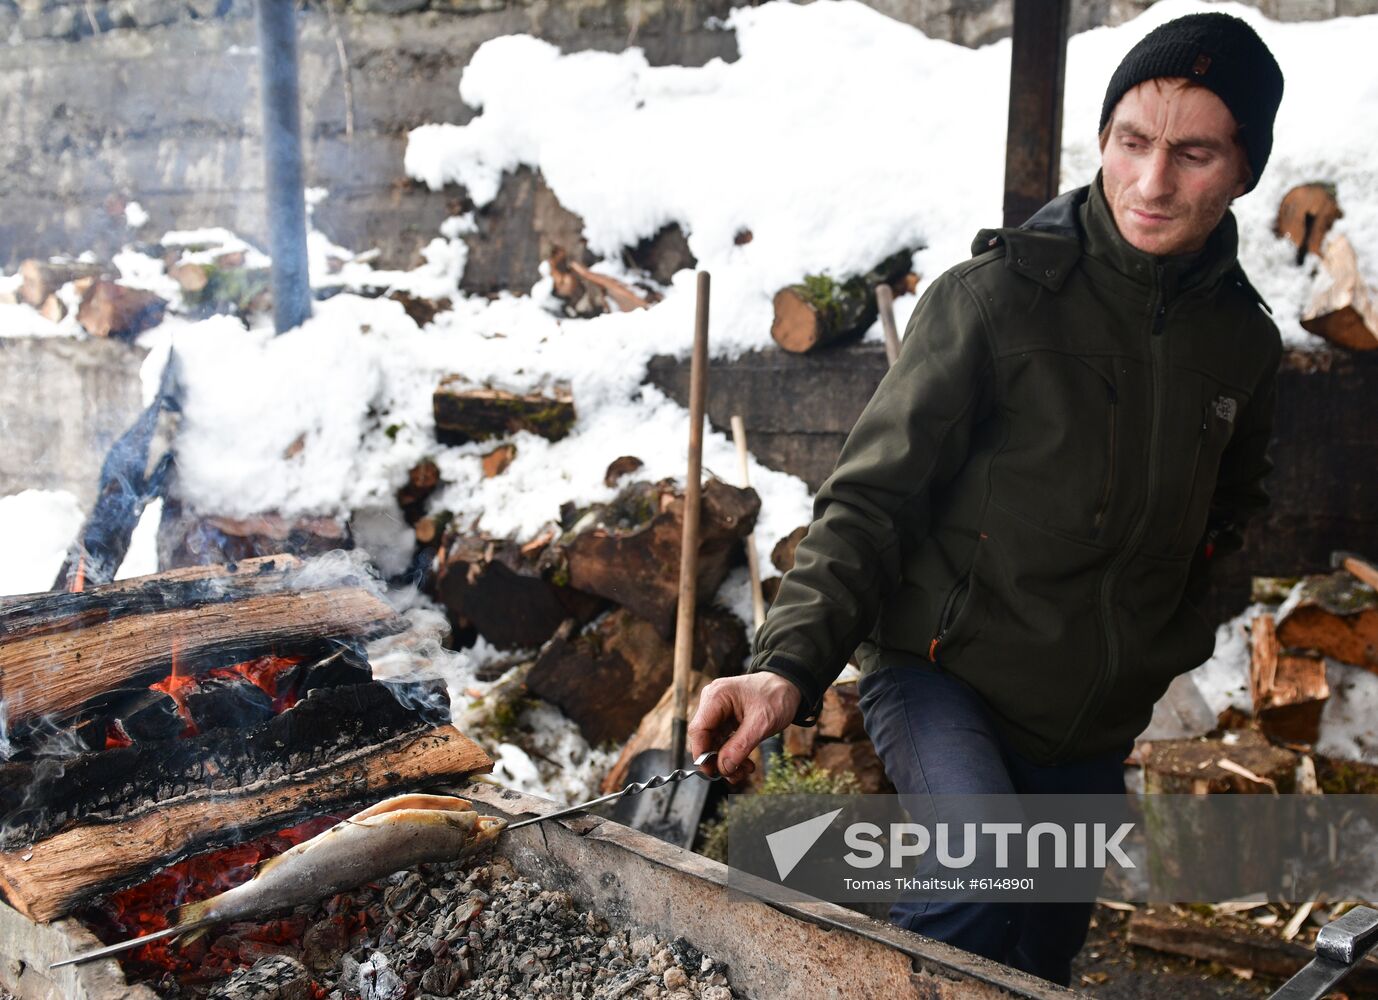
[671,272,710,768]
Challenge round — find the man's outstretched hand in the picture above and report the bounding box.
[688,672,801,782]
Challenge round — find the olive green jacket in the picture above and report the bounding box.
[749,174,1283,765]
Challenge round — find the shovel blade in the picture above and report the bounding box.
[610,749,712,850]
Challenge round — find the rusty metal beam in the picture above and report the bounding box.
[1002,0,1071,228]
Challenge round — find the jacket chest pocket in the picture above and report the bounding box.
[1164,385,1245,558]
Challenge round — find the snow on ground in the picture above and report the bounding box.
[0,490,84,596]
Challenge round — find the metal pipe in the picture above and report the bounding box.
[256,0,313,334]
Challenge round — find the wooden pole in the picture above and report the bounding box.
[1002,0,1071,228]
[669,272,710,769]
[875,284,901,367]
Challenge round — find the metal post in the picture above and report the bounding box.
[256,0,312,333]
[1002,0,1071,228]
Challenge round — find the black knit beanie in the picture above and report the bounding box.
[1099,13,1284,192]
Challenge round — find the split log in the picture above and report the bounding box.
[0,583,404,727]
[1275,571,1378,671]
[19,258,104,307]
[39,294,65,324]
[554,477,760,640]
[548,246,607,318]
[433,377,576,446]
[434,533,605,650]
[604,455,644,487]
[1301,235,1378,351]
[816,680,865,741]
[76,280,166,339]
[770,249,915,354]
[169,262,271,318]
[482,443,517,478]
[771,526,808,573]
[396,458,440,525]
[568,258,650,312]
[601,670,710,794]
[1127,906,1378,991]
[782,723,816,759]
[414,512,451,547]
[1275,182,1342,264]
[525,605,747,746]
[1249,613,1329,744]
[0,716,490,922]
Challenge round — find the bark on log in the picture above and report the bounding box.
[770,249,915,354]
[76,280,166,339]
[601,670,710,794]
[1275,182,1342,263]
[525,605,747,746]
[555,477,760,640]
[604,455,644,487]
[1127,906,1378,991]
[1301,235,1378,351]
[0,719,490,922]
[0,584,404,727]
[1275,571,1378,671]
[771,526,808,573]
[1249,613,1329,745]
[434,533,605,650]
[548,246,607,318]
[433,378,576,446]
[816,680,865,741]
[1141,731,1297,795]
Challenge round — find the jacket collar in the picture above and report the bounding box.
[972,169,1242,299]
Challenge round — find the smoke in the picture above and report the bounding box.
[282,546,386,596]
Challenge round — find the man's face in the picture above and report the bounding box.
[1100,78,1249,256]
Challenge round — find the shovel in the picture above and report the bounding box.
[612,271,713,849]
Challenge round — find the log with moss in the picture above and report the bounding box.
[433,377,576,445]
[770,248,916,354]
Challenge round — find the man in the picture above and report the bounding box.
[689,12,1285,986]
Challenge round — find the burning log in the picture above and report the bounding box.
[1275,570,1378,671]
[770,249,915,354]
[0,701,490,921]
[1249,612,1329,744]
[1300,235,1378,351]
[434,533,605,650]
[525,605,747,745]
[554,477,760,640]
[0,574,404,729]
[76,280,166,339]
[433,377,576,446]
[1275,182,1342,264]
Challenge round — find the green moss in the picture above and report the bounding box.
[385,423,403,440]
[696,749,861,862]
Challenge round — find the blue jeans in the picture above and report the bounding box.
[856,655,1132,987]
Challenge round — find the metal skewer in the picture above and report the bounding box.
[50,917,219,970]
[504,751,726,831]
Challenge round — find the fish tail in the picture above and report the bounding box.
[170,897,216,945]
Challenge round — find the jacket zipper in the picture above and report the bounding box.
[927,576,970,662]
[1169,403,1209,552]
[1052,263,1170,762]
[1092,382,1119,535]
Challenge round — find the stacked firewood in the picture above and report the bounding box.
[0,257,165,337]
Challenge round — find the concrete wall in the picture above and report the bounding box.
[0,0,741,271]
[0,337,147,509]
